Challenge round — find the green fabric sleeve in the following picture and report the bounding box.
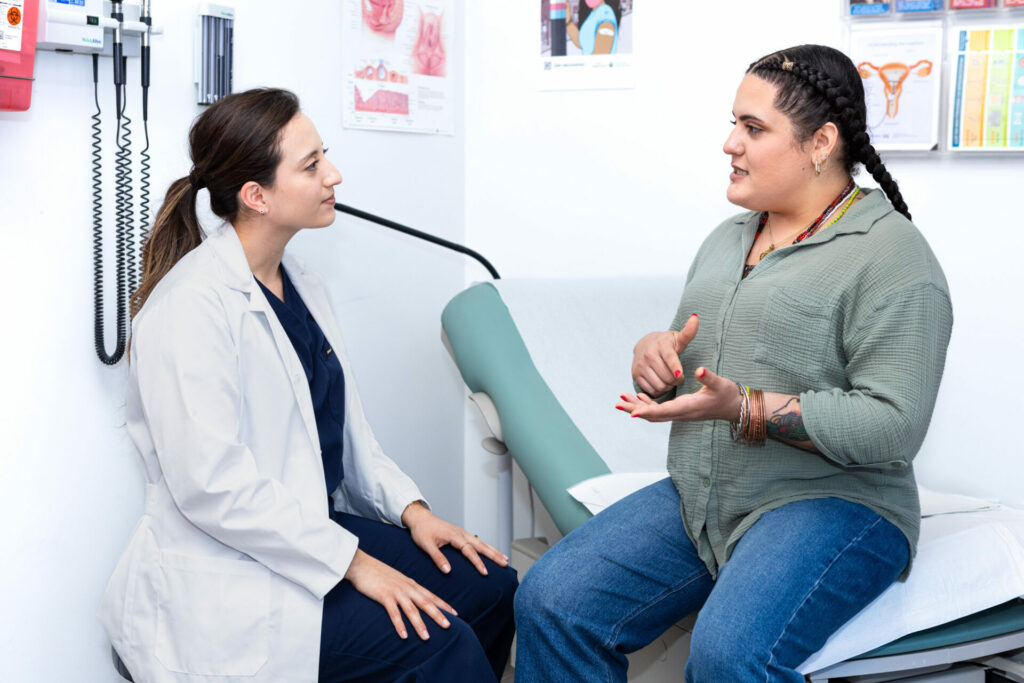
[801,283,953,468]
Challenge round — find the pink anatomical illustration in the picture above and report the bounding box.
[354,86,410,115]
[411,9,446,77]
[858,60,933,119]
[354,60,409,85]
[362,0,403,35]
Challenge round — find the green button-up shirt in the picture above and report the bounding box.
[665,189,952,579]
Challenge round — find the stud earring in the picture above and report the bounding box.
[259,208,266,215]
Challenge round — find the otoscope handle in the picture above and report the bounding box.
[111,3,124,86]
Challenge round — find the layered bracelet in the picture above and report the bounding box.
[730,382,767,446]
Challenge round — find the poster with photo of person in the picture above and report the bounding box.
[539,0,634,90]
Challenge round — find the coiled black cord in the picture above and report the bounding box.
[92,54,127,365]
[117,69,137,309]
[138,118,151,287]
[139,14,151,276]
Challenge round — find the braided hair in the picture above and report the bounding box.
[747,45,911,221]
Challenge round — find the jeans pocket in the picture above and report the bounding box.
[155,551,270,676]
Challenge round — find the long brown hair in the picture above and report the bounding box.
[131,88,301,317]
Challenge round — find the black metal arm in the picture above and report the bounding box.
[334,202,500,280]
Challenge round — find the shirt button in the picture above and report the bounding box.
[702,477,711,488]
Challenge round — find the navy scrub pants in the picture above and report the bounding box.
[319,510,518,682]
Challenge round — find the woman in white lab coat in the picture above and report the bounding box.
[98,88,517,683]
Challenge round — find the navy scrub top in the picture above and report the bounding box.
[257,268,345,496]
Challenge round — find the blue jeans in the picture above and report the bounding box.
[514,478,908,682]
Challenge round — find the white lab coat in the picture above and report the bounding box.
[98,223,425,682]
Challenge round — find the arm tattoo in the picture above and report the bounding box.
[767,397,811,443]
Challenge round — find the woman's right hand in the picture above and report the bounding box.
[343,549,455,640]
[631,314,700,398]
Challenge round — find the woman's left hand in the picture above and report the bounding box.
[402,502,510,576]
[617,367,741,423]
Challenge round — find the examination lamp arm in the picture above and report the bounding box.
[333,202,500,280]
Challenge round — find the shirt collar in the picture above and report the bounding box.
[731,187,894,244]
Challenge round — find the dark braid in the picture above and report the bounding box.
[747,45,911,221]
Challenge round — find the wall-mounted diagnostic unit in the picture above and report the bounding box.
[195,3,232,104]
[37,0,151,54]
[31,0,159,364]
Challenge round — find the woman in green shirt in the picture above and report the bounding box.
[514,44,953,682]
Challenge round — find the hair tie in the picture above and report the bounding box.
[188,169,205,191]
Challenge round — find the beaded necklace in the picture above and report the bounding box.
[742,179,858,279]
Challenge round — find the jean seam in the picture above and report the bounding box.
[601,567,708,678]
[763,516,884,682]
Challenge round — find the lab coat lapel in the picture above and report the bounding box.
[248,286,321,453]
[206,224,321,454]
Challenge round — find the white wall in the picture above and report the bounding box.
[461,2,1024,546]
[0,1,466,681]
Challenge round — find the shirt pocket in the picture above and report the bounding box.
[753,290,842,387]
[155,551,270,677]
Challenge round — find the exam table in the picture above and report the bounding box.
[441,279,1024,682]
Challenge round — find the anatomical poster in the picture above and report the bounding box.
[539,0,635,91]
[342,0,454,135]
[848,23,943,151]
[948,26,1024,151]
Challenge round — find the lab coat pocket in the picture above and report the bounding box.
[155,551,270,677]
[753,290,842,387]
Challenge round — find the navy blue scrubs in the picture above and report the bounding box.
[258,269,517,683]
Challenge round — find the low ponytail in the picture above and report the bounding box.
[132,177,204,317]
[129,88,301,319]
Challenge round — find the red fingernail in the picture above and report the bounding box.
[674,370,681,378]
[620,394,629,400]
[631,413,639,418]
[698,368,706,378]
[690,313,698,318]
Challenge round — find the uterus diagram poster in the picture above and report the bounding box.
[539,1,635,91]
[947,26,1024,152]
[848,22,943,151]
[342,0,454,135]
